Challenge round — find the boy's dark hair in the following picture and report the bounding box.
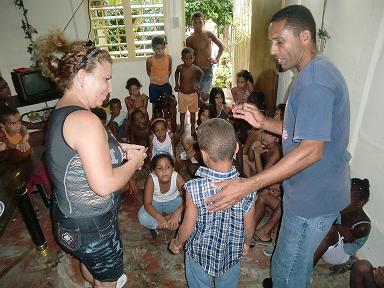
[271,5,317,43]
[91,107,107,122]
[109,98,121,107]
[197,103,211,126]
[181,47,194,57]
[151,35,166,48]
[197,118,236,162]
[0,105,19,123]
[248,91,266,113]
[125,77,142,90]
[236,69,254,84]
[351,178,370,202]
[151,153,174,170]
[192,11,204,20]
[276,103,286,114]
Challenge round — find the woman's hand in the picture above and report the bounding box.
[120,143,147,169]
[232,103,266,129]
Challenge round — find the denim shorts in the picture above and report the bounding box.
[198,65,213,94]
[52,201,123,282]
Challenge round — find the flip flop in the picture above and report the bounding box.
[251,235,272,246]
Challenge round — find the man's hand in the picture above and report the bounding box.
[206,179,249,211]
[232,103,266,129]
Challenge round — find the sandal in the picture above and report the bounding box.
[251,235,272,246]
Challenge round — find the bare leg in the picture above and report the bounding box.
[190,112,196,135]
[350,260,377,288]
[313,225,339,266]
[255,200,281,240]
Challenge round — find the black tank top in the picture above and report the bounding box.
[45,106,124,218]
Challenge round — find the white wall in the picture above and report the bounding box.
[277,0,384,266]
[0,0,185,117]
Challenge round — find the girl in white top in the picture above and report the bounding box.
[149,118,179,170]
[138,153,185,232]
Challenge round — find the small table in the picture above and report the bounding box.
[0,147,48,256]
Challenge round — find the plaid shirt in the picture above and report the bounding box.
[184,166,256,277]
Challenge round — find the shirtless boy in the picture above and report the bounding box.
[186,11,224,102]
[175,47,204,137]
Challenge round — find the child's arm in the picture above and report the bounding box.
[208,31,225,65]
[142,94,149,110]
[169,191,197,254]
[174,65,180,92]
[243,200,256,256]
[143,175,168,229]
[168,54,172,78]
[166,175,186,230]
[264,142,282,169]
[146,57,152,77]
[148,134,153,160]
[231,87,238,103]
[125,97,134,116]
[251,141,264,174]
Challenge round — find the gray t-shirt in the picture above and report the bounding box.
[46,106,124,218]
[282,56,351,218]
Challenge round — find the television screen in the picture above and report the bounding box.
[21,71,54,96]
[11,69,59,103]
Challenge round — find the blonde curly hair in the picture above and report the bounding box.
[34,29,112,92]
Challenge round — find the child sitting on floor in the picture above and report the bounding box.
[231,69,254,104]
[138,153,185,238]
[208,87,232,122]
[169,118,256,288]
[124,77,148,119]
[149,118,177,165]
[313,178,371,273]
[108,98,128,140]
[0,105,31,153]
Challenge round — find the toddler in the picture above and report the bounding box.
[129,109,150,148]
[138,153,185,238]
[149,118,177,162]
[108,98,128,139]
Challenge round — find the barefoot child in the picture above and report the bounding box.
[149,118,177,163]
[138,153,185,237]
[174,47,204,137]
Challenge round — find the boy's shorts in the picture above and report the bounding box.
[149,83,173,103]
[178,92,198,113]
[52,201,123,282]
[198,65,213,94]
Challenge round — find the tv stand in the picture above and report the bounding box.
[10,90,61,108]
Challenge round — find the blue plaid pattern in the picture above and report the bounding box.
[184,166,256,277]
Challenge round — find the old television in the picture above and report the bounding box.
[11,68,59,103]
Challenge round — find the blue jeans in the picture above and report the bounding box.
[137,195,183,229]
[271,209,337,287]
[185,254,240,288]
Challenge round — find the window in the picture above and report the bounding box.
[89,0,167,60]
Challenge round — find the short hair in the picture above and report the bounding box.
[109,98,121,107]
[271,5,317,43]
[125,77,142,90]
[151,36,166,47]
[0,105,19,123]
[181,47,194,57]
[151,153,174,170]
[351,178,370,202]
[91,107,107,122]
[236,69,253,84]
[197,118,236,162]
[192,11,204,21]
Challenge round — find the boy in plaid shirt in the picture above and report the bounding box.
[169,118,256,288]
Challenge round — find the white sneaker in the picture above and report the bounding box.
[116,273,127,288]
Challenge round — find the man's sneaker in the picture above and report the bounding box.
[263,243,275,257]
[116,273,127,288]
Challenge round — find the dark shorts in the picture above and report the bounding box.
[149,83,173,103]
[52,201,123,282]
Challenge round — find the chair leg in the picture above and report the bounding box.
[35,184,51,208]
